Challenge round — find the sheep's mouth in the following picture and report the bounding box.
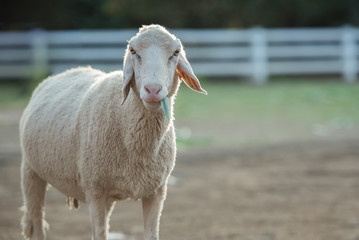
[143,100,161,111]
[145,100,160,105]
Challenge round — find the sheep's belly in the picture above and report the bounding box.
[52,181,86,202]
[110,172,168,200]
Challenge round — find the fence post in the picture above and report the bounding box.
[341,26,357,83]
[30,29,49,80]
[250,27,268,84]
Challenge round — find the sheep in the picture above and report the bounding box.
[19,24,207,240]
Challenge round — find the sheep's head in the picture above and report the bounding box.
[122,25,207,112]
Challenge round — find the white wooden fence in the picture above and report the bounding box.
[0,26,358,83]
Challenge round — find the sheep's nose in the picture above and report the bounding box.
[144,83,162,96]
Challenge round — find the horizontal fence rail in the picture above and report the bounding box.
[0,26,358,83]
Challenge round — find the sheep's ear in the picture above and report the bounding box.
[122,51,134,104]
[176,52,207,95]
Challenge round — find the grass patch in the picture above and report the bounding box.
[175,80,359,124]
[176,136,215,149]
[0,83,30,108]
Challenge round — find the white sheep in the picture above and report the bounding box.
[19,24,206,240]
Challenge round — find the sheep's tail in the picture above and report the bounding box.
[67,196,79,209]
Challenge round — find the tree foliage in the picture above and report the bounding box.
[1,0,359,30]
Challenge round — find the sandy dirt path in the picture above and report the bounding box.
[1,108,359,240]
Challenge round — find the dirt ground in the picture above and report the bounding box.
[1,108,359,240]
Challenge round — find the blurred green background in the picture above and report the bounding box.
[174,79,359,149]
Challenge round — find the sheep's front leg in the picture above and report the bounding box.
[88,195,108,240]
[142,186,166,240]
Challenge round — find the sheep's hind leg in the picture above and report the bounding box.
[21,161,48,240]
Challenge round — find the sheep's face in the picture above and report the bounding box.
[127,39,181,111]
[122,25,207,112]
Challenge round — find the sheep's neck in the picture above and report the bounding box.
[123,92,171,157]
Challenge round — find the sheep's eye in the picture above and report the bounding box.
[169,50,180,62]
[129,48,136,54]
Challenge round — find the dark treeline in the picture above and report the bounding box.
[1,0,359,30]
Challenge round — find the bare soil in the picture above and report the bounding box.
[1,108,359,240]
